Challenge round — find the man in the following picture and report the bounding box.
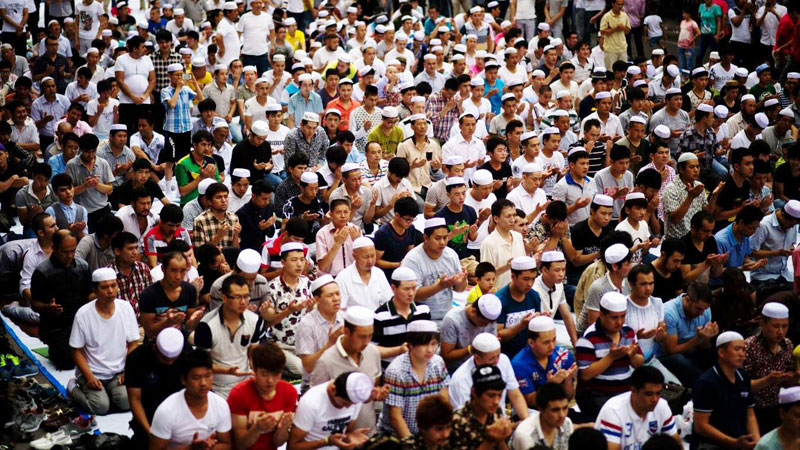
[368,107,405,159]
[336,237,391,310]
[427,77,460,144]
[31,77,70,150]
[115,36,156,136]
[143,204,192,268]
[193,182,241,248]
[511,315,577,408]
[65,133,114,232]
[31,230,92,370]
[107,231,152,317]
[138,251,203,340]
[580,91,624,141]
[481,199,529,289]
[315,199,359,277]
[400,394,454,449]
[208,248,269,313]
[440,293,501,373]
[97,125,136,190]
[449,364,514,450]
[592,145,634,223]
[533,251,579,345]
[151,30,182,133]
[662,153,721,239]
[749,200,800,288]
[235,180,276,251]
[284,112,329,167]
[176,131,221,206]
[715,205,768,272]
[496,256,543,359]
[756,386,800,449]
[693,331,761,450]
[576,292,644,419]
[649,88,690,158]
[32,37,72,96]
[75,213,123,273]
[442,112,486,181]
[330,163,376,230]
[193,274,268,398]
[595,366,681,450]
[552,148,595,226]
[7,100,40,154]
[287,74,323,129]
[599,0,630,67]
[214,2,240,66]
[163,62,203,160]
[511,383,574,450]
[231,121,274,184]
[576,243,632,335]
[68,267,139,415]
[436,176,479,264]
[17,212,57,315]
[149,350,233,449]
[647,238,686,303]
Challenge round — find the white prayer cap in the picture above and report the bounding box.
[551,109,569,117]
[432,45,444,52]
[501,20,512,28]
[541,251,565,263]
[600,291,627,312]
[678,152,698,163]
[391,267,417,282]
[338,78,353,86]
[64,17,75,23]
[232,168,250,178]
[604,244,629,264]
[443,155,464,166]
[459,111,476,120]
[788,72,800,80]
[198,178,216,195]
[522,162,543,174]
[714,105,729,119]
[537,22,550,31]
[551,38,563,46]
[357,65,373,77]
[569,147,589,158]
[630,116,647,125]
[556,90,571,99]
[472,333,501,352]
[653,125,671,139]
[284,17,296,25]
[785,200,800,219]
[470,78,485,87]
[345,372,373,403]
[477,294,502,320]
[280,242,304,254]
[781,387,800,407]
[301,57,313,66]
[709,51,720,60]
[666,65,680,78]
[92,268,117,283]
[765,98,780,108]
[716,331,744,347]
[191,57,206,67]
[755,112,769,129]
[167,62,184,73]
[353,237,375,250]
[271,54,285,63]
[86,47,99,55]
[338,53,352,63]
[407,113,426,122]
[593,194,613,207]
[452,54,465,62]
[762,302,789,319]
[345,306,375,327]
[236,249,261,273]
[697,103,713,113]
[339,163,359,174]
[162,2,173,7]
[174,7,184,14]
[101,29,113,37]
[736,67,749,77]
[156,327,185,358]
[541,126,560,136]
[633,79,647,87]
[741,94,756,103]
[414,30,425,41]
[625,192,646,202]
[438,25,450,33]
[223,1,237,9]
[40,76,55,85]
[382,107,399,119]
[652,48,664,56]
[302,112,320,123]
[542,45,555,54]
[665,87,682,96]
[297,73,312,83]
[300,172,318,184]
[511,256,536,271]
[691,67,708,77]
[346,6,357,13]
[425,218,447,230]
[408,320,438,333]
[310,274,336,293]
[251,121,269,137]
[395,32,409,41]
[528,315,555,332]
[265,104,282,113]
[521,131,537,142]
[532,69,546,78]
[472,169,493,186]
[595,91,611,100]
[626,66,641,75]
[445,176,466,187]
[780,107,794,118]
[110,123,127,132]
[423,53,437,62]
[180,48,195,55]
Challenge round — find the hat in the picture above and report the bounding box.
[265,104,282,113]
[352,237,374,250]
[92,268,116,282]
[382,107,399,119]
[407,320,438,333]
[391,267,417,282]
[341,163,360,174]
[626,66,641,76]
[591,194,613,207]
[424,217,447,230]
[297,73,312,83]
[522,162,543,174]
[345,372,373,404]
[784,199,800,219]
[765,98,780,108]
[236,249,261,273]
[532,69,546,78]
[780,387,800,405]
[741,94,756,104]
[407,113,426,123]
[423,53,437,62]
[666,65,680,78]
[600,292,627,312]
[338,78,354,85]
[714,105,729,119]
[633,79,647,88]
[487,0,499,7]
[470,78,485,87]
[469,5,482,13]
[595,91,611,100]
[445,176,466,187]
[568,147,589,158]
[345,306,374,327]
[302,112,320,123]
[677,152,698,163]
[756,63,770,74]
[541,251,565,263]
[630,116,647,125]
[665,87,682,96]
[472,364,503,387]
[556,90,571,100]
[223,1,237,9]
[537,22,550,31]
[459,111,476,120]
[156,328,185,358]
[780,107,794,118]
[541,126,560,136]
[477,294,502,321]
[653,125,671,139]
[625,192,646,202]
[300,172,318,184]
[167,63,184,72]
[697,103,713,113]
[309,274,336,294]
[198,178,216,195]
[501,93,516,103]
[280,242,304,254]
[191,57,205,67]
[357,65,374,77]
[471,169,493,186]
[762,302,789,319]
[716,331,744,347]
[788,72,800,80]
[691,67,708,78]
[755,112,769,129]
[521,131,537,142]
[251,121,269,137]
[529,315,555,332]
[178,47,191,55]
[443,155,464,166]
[472,333,501,352]
[511,256,536,271]
[232,168,250,179]
[604,243,629,264]
[174,7,184,14]
[652,49,664,56]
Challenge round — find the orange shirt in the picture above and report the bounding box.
[326,97,361,131]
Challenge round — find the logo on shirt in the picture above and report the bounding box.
[648,420,658,435]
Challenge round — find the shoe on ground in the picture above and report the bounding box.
[0,355,15,380]
[12,361,39,378]
[19,412,46,433]
[29,430,72,450]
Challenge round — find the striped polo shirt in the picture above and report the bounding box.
[575,322,641,395]
[373,300,432,365]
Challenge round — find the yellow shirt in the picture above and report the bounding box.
[600,11,630,53]
[186,70,213,104]
[466,285,483,304]
[286,30,306,51]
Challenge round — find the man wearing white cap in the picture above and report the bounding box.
[495,256,545,358]
[163,62,204,163]
[693,331,760,450]
[315,198,361,277]
[372,267,432,365]
[367,107,405,159]
[202,64,236,126]
[312,31,345,71]
[192,182,241,248]
[534,251,579,344]
[648,87,690,157]
[336,236,392,311]
[449,332,530,419]
[730,111,768,151]
[749,200,800,286]
[743,302,794,431]
[442,111,487,182]
[414,53,446,93]
[762,107,794,159]
[207,248,269,311]
[757,386,800,449]
[662,152,722,239]
[396,112,441,199]
[244,77,280,131]
[68,267,139,414]
[284,111,329,167]
[580,89,624,142]
[507,162,549,224]
[441,293,502,372]
[576,243,632,334]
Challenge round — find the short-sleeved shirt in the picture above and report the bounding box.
[577,273,629,335]
[227,379,298,450]
[373,300,432,357]
[449,353,519,412]
[292,382,361,449]
[435,205,478,259]
[744,334,794,408]
[715,176,751,231]
[568,219,612,281]
[699,2,722,34]
[68,299,139,379]
[143,225,193,262]
[401,245,462,322]
[138,281,198,333]
[596,393,677,448]
[647,261,684,304]
[575,321,641,395]
[150,390,232,446]
[714,224,751,269]
[441,305,497,373]
[379,353,450,435]
[662,178,708,239]
[495,284,542,357]
[511,345,574,395]
[266,276,311,347]
[175,154,221,205]
[64,156,114,213]
[125,342,187,422]
[373,221,421,280]
[692,364,754,448]
[661,295,711,350]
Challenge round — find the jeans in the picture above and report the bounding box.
[264,171,284,188]
[659,350,712,387]
[695,34,718,68]
[230,117,243,143]
[627,26,644,58]
[241,53,270,77]
[576,8,586,44]
[712,157,729,177]
[71,372,129,415]
[516,19,537,40]
[679,47,695,72]
[649,36,663,49]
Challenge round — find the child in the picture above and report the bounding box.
[643,12,665,49]
[46,173,88,239]
[86,79,120,141]
[114,158,169,209]
[466,262,496,304]
[533,85,553,132]
[677,8,700,72]
[64,67,98,109]
[615,192,657,263]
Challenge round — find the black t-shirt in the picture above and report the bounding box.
[479,161,513,199]
[567,219,612,281]
[681,233,719,266]
[373,222,423,279]
[648,261,684,301]
[0,161,23,214]
[435,205,478,259]
[775,163,800,202]
[113,179,167,207]
[138,281,198,320]
[713,175,750,232]
[230,139,272,182]
[285,196,327,244]
[124,342,186,422]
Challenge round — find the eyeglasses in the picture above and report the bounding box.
[399,215,416,223]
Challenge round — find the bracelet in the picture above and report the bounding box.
[325,436,330,445]
[467,345,472,355]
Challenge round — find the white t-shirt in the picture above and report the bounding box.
[216,18,241,66]
[237,12,270,56]
[756,4,787,46]
[68,299,139,379]
[595,392,677,448]
[535,151,565,195]
[615,218,651,262]
[150,390,232,447]
[464,192,496,250]
[729,8,752,43]
[293,382,362,449]
[75,0,104,40]
[244,96,277,122]
[312,47,344,71]
[462,97,492,120]
[643,15,663,37]
[625,296,664,360]
[709,62,738,92]
[65,81,97,108]
[86,98,119,139]
[449,354,519,412]
[266,124,290,173]
[130,131,166,163]
[114,54,155,104]
[0,0,28,32]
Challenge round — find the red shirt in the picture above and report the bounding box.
[792,20,800,62]
[326,97,361,131]
[713,0,730,36]
[227,378,298,450]
[777,14,797,53]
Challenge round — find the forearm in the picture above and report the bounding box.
[72,348,95,380]
[128,391,150,432]
[580,355,614,380]
[668,199,692,224]
[72,182,89,195]
[389,408,412,438]
[497,322,524,342]
[441,343,471,364]
[300,344,332,374]
[377,345,406,359]
[510,390,529,419]
[316,242,342,272]
[415,282,444,301]
[95,183,113,195]
[695,419,738,447]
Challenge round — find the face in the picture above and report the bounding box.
[301,120,318,137]
[512,269,536,294]
[354,246,376,273]
[601,310,626,333]
[632,382,663,413]
[736,155,754,178]
[762,317,789,344]
[326,114,341,130]
[111,131,127,148]
[345,324,374,353]
[133,195,152,217]
[473,389,503,414]
[410,336,439,363]
[448,185,467,207]
[316,283,341,313]
[282,251,305,277]
[664,251,684,272]
[530,329,556,358]
[540,398,570,429]
[253,367,281,394]
[115,242,139,265]
[424,228,449,255]
[54,235,77,267]
[79,147,96,164]
[183,366,214,397]
[223,282,250,315]
[193,139,212,158]
[719,340,746,368]
[542,261,566,286]
[164,257,189,285]
[680,160,700,182]
[570,157,589,178]
[232,176,249,198]
[210,191,228,212]
[461,117,477,137]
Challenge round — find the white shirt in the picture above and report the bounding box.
[150,390,232,447]
[507,184,548,218]
[373,177,415,224]
[511,411,574,450]
[643,15,663,37]
[266,124,290,173]
[464,191,496,250]
[532,275,566,315]
[114,54,155,104]
[116,204,158,245]
[756,4,787,46]
[449,353,519,413]
[313,47,344,71]
[237,11,270,56]
[595,392,677,448]
[499,64,528,87]
[244,95,278,121]
[442,133,486,181]
[216,17,241,66]
[728,8,751,43]
[19,240,48,294]
[335,263,393,310]
[68,299,139,379]
[709,62,739,92]
[625,295,664,360]
[384,47,416,71]
[535,151,566,195]
[166,18,194,35]
[731,129,762,150]
[227,186,251,213]
[130,131,166,163]
[86,98,119,139]
[75,0,104,40]
[549,79,580,105]
[293,382,362,449]
[580,111,624,139]
[0,0,27,32]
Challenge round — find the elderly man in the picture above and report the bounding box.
[749,200,800,290]
[335,236,392,310]
[98,125,136,188]
[284,112,329,167]
[662,153,722,239]
[287,73,323,129]
[329,163,376,229]
[30,77,70,150]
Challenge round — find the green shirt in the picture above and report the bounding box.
[367,125,405,158]
[175,153,220,205]
[749,83,777,102]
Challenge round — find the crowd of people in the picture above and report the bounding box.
[4,0,800,448]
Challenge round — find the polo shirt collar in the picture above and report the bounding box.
[388,297,417,316]
[564,172,590,186]
[712,362,744,384]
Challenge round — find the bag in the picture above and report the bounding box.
[660,382,692,416]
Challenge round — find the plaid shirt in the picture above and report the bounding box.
[450,402,505,450]
[379,352,450,435]
[107,260,152,318]
[152,49,182,93]
[283,127,329,167]
[192,209,240,248]
[426,92,459,144]
[161,85,196,133]
[678,126,717,176]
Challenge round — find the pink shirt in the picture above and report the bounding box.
[314,223,355,277]
[53,118,93,137]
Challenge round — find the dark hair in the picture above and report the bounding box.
[630,366,665,390]
[394,196,419,217]
[641,434,683,450]
[205,182,229,199]
[159,204,183,224]
[687,281,713,304]
[505,120,523,136]
[610,144,631,162]
[736,205,764,225]
[583,118,601,133]
[251,341,286,373]
[53,229,77,250]
[568,148,590,164]
[252,179,273,196]
[78,133,99,151]
[162,251,187,270]
[222,273,249,296]
[472,365,506,396]
[475,262,496,279]
[407,330,439,347]
[132,158,152,172]
[690,210,715,229]
[545,200,568,222]
[285,216,310,240]
[330,198,351,211]
[126,35,145,52]
[198,98,217,113]
[416,395,453,430]
[156,29,172,43]
[166,238,191,254]
[192,130,214,145]
[30,162,52,180]
[753,159,771,175]
[730,146,753,167]
[31,212,52,234]
[196,243,221,268]
[535,382,569,410]
[111,231,139,250]
[388,157,410,178]
[96,214,123,238]
[179,348,213,377]
[336,130,355,144]
[444,77,459,91]
[287,152,310,168]
[569,428,608,450]
[51,173,74,191]
[635,169,662,190]
[325,146,348,167]
[130,187,152,204]
[628,87,645,102]
[660,237,686,259]
[627,263,653,285]
[333,371,358,401]
[486,137,507,154]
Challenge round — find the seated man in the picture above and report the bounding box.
[68,268,139,415]
[108,231,154,317]
[315,198,359,277]
[757,387,800,449]
[576,243,632,336]
[143,204,193,268]
[715,205,768,273]
[693,332,761,450]
[440,294,502,373]
[749,200,800,290]
[400,395,454,449]
[192,182,241,248]
[496,256,542,358]
[138,251,204,340]
[449,364,514,450]
[75,214,124,272]
[511,383,575,450]
[207,249,269,311]
[647,238,686,302]
[576,292,644,420]
[336,237,392,310]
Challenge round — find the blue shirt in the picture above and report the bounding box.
[161,85,196,133]
[47,154,67,180]
[661,295,711,351]
[495,284,542,358]
[511,345,574,395]
[485,79,506,115]
[750,212,797,281]
[288,91,324,124]
[714,224,751,269]
[45,201,81,224]
[693,363,754,449]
